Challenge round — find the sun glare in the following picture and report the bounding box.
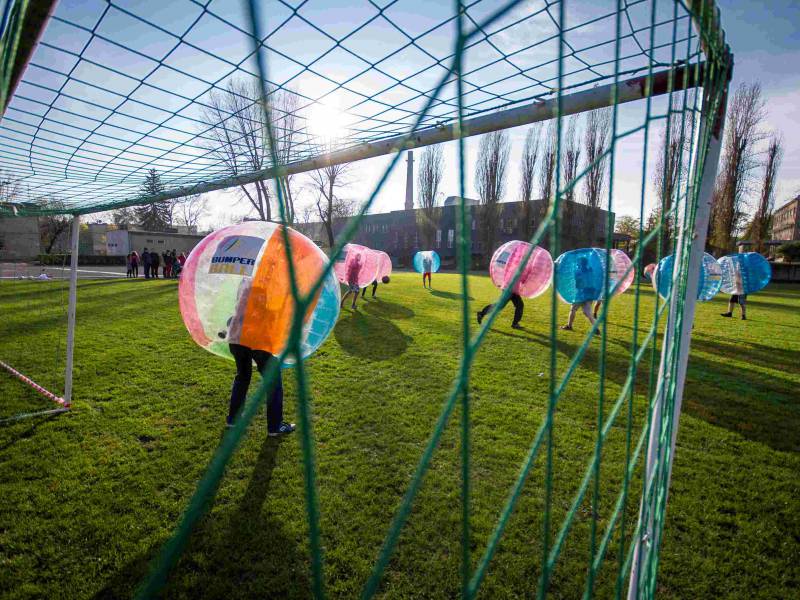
[308,101,348,143]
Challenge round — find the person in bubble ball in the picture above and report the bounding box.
[422,253,433,288]
[339,252,363,310]
[561,256,598,331]
[220,278,295,436]
[362,275,390,299]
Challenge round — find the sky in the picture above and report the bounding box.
[1,0,797,225]
[196,0,800,230]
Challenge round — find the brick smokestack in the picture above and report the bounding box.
[405,150,414,211]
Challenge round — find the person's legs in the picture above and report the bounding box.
[144,264,149,279]
[340,289,352,308]
[721,295,736,317]
[361,286,367,299]
[133,264,138,278]
[372,280,378,297]
[351,288,358,309]
[510,293,524,327]
[253,351,284,433]
[593,300,602,320]
[476,303,494,324]
[561,304,579,329]
[228,344,253,423]
[739,294,747,320]
[581,301,596,325]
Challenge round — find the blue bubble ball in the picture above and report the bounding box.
[654,252,721,301]
[554,248,607,304]
[413,250,440,274]
[718,252,771,295]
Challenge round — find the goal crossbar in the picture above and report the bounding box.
[3,62,704,218]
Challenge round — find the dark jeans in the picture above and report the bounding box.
[229,343,283,432]
[143,264,151,278]
[361,281,378,298]
[479,293,523,325]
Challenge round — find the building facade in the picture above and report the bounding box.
[297,197,613,268]
[0,216,40,259]
[771,196,800,241]
[106,229,205,257]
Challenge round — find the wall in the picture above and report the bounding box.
[0,217,41,259]
[128,231,205,257]
[297,199,613,267]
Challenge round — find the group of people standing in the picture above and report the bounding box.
[126,248,186,279]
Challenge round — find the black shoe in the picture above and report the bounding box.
[741,316,746,321]
[268,422,296,437]
[511,323,522,330]
[476,311,483,325]
[720,312,732,318]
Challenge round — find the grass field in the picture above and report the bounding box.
[1,272,798,599]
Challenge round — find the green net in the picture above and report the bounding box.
[1,0,731,597]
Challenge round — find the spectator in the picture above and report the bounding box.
[150,250,160,279]
[130,250,139,278]
[163,251,173,278]
[142,247,151,279]
[126,253,133,278]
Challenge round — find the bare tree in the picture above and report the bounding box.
[0,170,21,205]
[582,109,611,245]
[416,144,444,248]
[39,216,72,254]
[310,159,353,248]
[583,109,611,209]
[475,130,510,264]
[518,123,542,240]
[538,121,558,223]
[751,134,782,254]
[710,82,765,253]
[172,193,209,230]
[202,79,304,222]
[652,98,694,257]
[271,88,301,223]
[561,116,581,203]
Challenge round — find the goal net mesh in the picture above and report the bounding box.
[0,0,730,597]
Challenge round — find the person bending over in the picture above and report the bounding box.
[361,276,390,299]
[223,280,295,435]
[720,294,747,320]
[561,256,598,331]
[477,292,524,330]
[339,253,363,310]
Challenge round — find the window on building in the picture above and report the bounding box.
[447,229,454,248]
[436,229,442,248]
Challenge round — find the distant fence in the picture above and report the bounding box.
[771,262,800,283]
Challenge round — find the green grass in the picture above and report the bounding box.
[0,273,798,599]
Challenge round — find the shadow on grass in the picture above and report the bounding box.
[362,298,415,320]
[169,437,310,599]
[91,438,309,599]
[334,311,410,361]
[429,289,474,301]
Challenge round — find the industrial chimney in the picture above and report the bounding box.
[405,150,414,211]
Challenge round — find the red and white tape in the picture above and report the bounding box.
[0,360,69,407]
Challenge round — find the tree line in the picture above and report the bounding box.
[616,82,786,260]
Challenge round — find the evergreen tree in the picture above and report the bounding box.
[135,169,170,231]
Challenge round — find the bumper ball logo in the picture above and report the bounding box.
[209,236,264,276]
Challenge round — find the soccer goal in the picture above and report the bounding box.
[0,0,731,597]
